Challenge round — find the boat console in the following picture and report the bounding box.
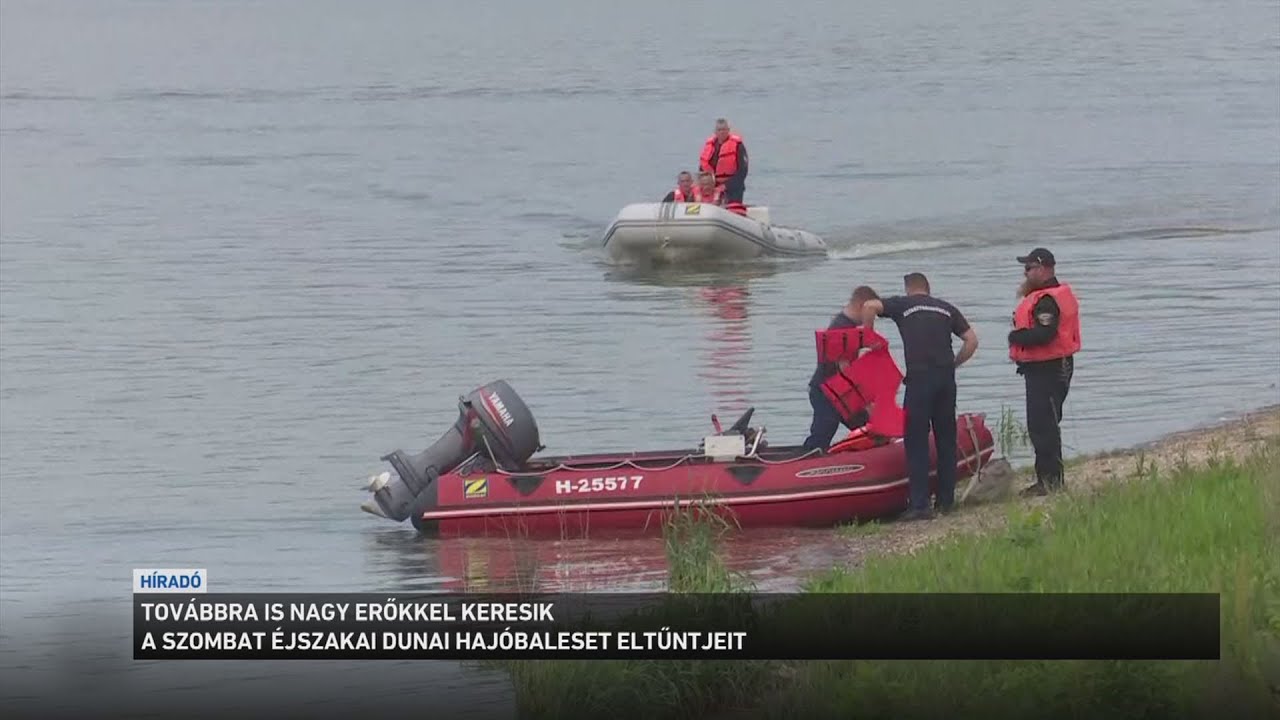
[699,407,767,461]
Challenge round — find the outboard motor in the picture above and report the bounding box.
[361,379,541,522]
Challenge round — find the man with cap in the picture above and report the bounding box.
[1008,248,1081,496]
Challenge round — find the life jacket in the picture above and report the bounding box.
[671,187,691,202]
[814,326,874,365]
[693,185,722,204]
[818,331,906,431]
[1009,283,1081,363]
[865,398,905,438]
[699,134,742,185]
[725,201,748,216]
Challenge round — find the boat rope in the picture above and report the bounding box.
[472,420,989,479]
[743,446,825,464]
[478,432,706,474]
[958,415,986,504]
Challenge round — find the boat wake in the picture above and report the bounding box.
[820,218,1276,261]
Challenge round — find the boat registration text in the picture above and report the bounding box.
[555,475,644,494]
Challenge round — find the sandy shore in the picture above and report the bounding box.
[828,404,1280,567]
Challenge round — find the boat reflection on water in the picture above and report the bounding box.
[368,525,860,594]
[602,261,794,424]
[694,284,752,421]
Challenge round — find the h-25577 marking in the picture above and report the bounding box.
[555,475,644,494]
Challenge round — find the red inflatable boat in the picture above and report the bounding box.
[360,380,996,537]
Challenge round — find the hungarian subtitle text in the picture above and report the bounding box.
[134,597,747,659]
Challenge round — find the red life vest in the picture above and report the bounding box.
[818,331,905,431]
[692,186,722,204]
[725,201,748,216]
[1009,283,1081,363]
[865,397,905,438]
[671,188,690,202]
[814,326,874,365]
[699,134,742,185]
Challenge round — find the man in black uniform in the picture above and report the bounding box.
[803,286,880,451]
[1008,248,1081,496]
[862,273,979,520]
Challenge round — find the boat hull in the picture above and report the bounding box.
[602,202,828,263]
[409,413,995,537]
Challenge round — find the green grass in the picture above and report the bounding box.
[997,402,1031,460]
[494,439,1280,719]
[757,437,1280,720]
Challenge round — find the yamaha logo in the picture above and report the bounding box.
[486,391,515,427]
[794,464,865,478]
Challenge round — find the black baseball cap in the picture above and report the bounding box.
[1017,247,1055,266]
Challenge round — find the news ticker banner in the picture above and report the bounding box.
[134,573,1220,661]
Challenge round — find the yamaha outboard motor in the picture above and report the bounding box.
[360,379,541,522]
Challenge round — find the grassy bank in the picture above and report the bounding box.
[496,413,1280,719]
[758,434,1279,719]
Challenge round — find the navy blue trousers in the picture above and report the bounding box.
[803,385,869,452]
[903,367,958,511]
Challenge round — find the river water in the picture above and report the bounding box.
[2,0,1277,717]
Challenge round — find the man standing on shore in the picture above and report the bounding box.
[1008,248,1081,496]
[861,273,979,520]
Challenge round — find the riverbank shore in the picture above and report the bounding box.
[496,405,1280,719]
[825,404,1280,567]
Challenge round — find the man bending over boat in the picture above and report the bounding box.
[699,118,748,204]
[803,286,880,451]
[663,171,695,202]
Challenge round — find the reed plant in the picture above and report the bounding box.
[494,497,776,719]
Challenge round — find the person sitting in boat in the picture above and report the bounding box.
[662,171,695,202]
[692,171,725,206]
[699,117,748,204]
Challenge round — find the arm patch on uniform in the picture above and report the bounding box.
[1036,312,1055,326]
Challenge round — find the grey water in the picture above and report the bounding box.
[1,0,1277,717]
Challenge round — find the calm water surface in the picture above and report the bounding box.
[2,0,1277,717]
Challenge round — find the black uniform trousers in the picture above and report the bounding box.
[803,385,869,452]
[722,175,745,204]
[1023,357,1073,489]
[903,365,958,512]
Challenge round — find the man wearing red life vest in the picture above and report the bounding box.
[691,171,724,205]
[1008,247,1081,496]
[662,171,695,202]
[699,118,749,204]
